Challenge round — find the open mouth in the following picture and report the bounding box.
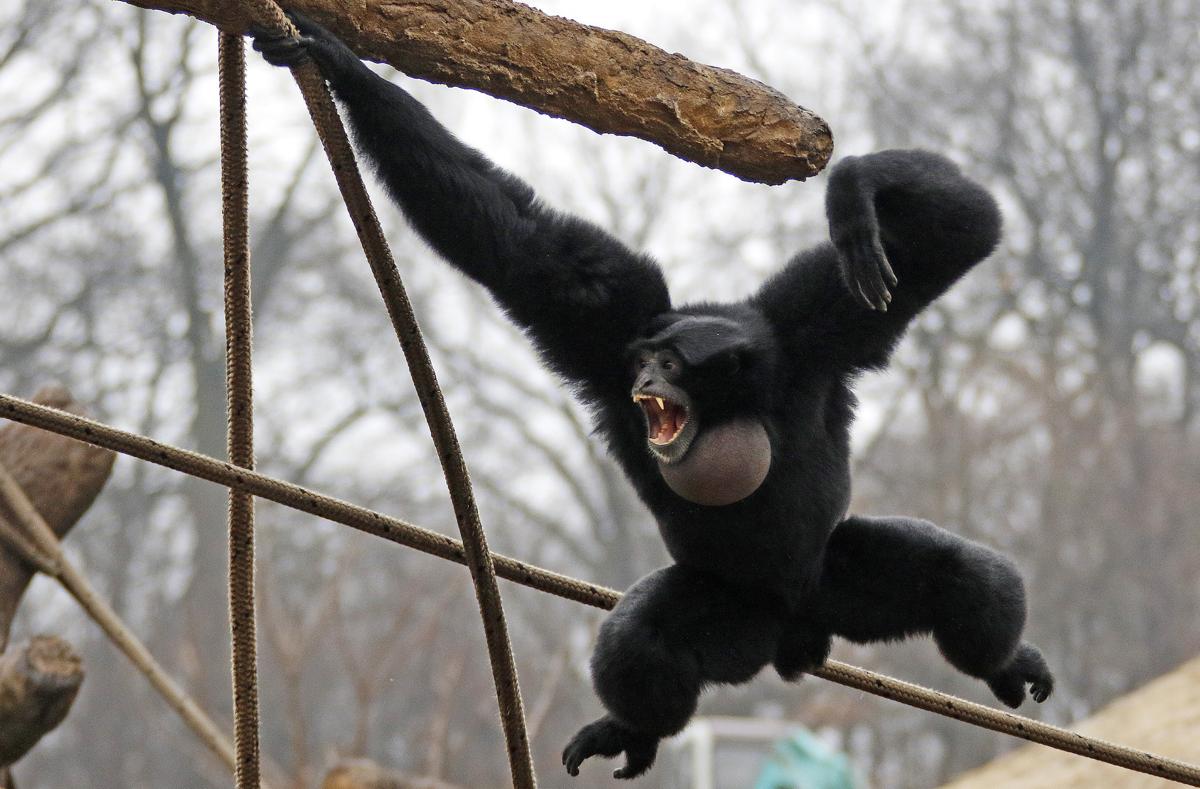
[634,393,689,446]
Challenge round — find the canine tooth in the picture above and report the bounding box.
[656,397,665,410]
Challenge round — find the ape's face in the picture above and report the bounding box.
[628,315,773,506]
[630,347,698,465]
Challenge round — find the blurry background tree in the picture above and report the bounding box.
[0,0,1197,787]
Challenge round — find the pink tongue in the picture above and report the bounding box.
[656,408,678,443]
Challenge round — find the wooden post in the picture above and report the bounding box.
[0,386,114,774]
[0,636,84,768]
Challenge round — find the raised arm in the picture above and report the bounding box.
[754,149,1002,370]
[253,15,670,398]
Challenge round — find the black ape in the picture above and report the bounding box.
[255,17,1054,781]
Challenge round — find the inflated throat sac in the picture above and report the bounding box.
[658,419,771,506]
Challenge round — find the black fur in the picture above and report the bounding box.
[254,16,1054,781]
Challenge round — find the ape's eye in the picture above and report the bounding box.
[663,360,675,371]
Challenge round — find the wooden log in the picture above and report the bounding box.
[0,385,115,650]
[117,0,833,184]
[0,386,112,772]
[0,635,84,768]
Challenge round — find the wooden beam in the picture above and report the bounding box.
[119,0,833,184]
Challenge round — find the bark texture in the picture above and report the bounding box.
[0,636,84,768]
[0,385,116,650]
[119,0,833,184]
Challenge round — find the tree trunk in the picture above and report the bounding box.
[117,0,833,184]
[0,636,84,769]
[0,385,116,649]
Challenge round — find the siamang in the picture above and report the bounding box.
[254,16,1054,781]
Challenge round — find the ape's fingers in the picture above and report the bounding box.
[251,36,310,68]
[871,238,896,300]
[854,240,891,311]
[283,10,338,42]
[853,280,878,311]
[878,244,899,287]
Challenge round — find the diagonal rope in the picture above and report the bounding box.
[0,506,58,577]
[239,6,535,786]
[218,31,260,789]
[2,394,1200,786]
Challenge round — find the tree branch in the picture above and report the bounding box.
[118,0,833,184]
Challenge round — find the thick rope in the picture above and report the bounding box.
[0,506,58,577]
[218,31,260,788]
[239,6,537,786]
[0,460,243,778]
[2,394,1199,786]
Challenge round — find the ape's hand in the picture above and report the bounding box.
[250,11,360,78]
[826,156,898,311]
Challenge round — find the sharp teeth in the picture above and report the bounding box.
[656,397,665,410]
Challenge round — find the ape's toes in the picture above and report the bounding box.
[986,642,1054,708]
[562,716,659,779]
[773,627,831,682]
[612,737,658,780]
[986,673,1027,708]
[1029,667,1054,704]
[561,730,596,777]
[1016,642,1054,704]
[562,717,624,777]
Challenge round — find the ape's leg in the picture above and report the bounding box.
[563,564,781,779]
[807,515,1053,707]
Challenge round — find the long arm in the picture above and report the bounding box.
[754,149,1002,370]
[254,17,670,398]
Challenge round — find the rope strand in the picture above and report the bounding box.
[2,393,1198,786]
[218,31,261,789]
[237,5,537,785]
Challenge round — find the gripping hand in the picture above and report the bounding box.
[250,11,361,78]
[826,156,898,311]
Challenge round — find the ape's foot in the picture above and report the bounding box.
[986,642,1054,708]
[562,716,660,780]
[773,626,831,681]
